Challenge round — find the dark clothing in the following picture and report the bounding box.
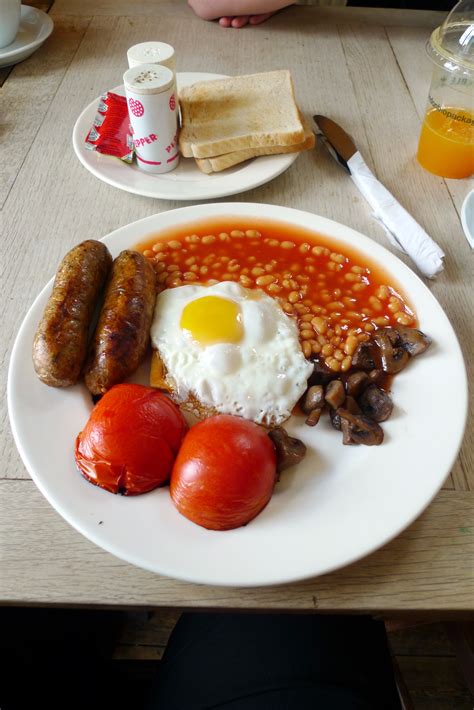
[146,613,401,709]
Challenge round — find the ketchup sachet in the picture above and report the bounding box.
[85,92,134,163]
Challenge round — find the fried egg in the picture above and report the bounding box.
[150,281,313,426]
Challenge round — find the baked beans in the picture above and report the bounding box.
[137,220,416,371]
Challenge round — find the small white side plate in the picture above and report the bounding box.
[72,72,299,201]
[0,6,53,68]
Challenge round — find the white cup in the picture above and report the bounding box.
[0,0,21,49]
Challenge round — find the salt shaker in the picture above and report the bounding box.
[123,64,179,174]
[127,41,176,75]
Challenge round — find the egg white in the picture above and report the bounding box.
[150,281,313,426]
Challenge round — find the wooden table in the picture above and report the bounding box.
[1,0,473,615]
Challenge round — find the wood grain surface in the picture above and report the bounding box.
[0,17,91,208]
[1,481,473,610]
[1,0,472,610]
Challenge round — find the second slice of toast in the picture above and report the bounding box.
[195,117,316,173]
[179,70,305,159]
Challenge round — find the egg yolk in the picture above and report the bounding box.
[180,296,243,345]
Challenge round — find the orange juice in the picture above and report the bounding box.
[417,107,474,179]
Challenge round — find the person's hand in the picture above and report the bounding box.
[218,12,276,27]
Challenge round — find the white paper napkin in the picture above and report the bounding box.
[347,152,445,278]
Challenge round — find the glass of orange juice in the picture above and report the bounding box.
[417,0,474,179]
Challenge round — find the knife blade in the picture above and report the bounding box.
[313,115,445,278]
[313,115,355,173]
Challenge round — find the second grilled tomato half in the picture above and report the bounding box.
[170,414,277,530]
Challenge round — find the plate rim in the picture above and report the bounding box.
[461,188,474,249]
[7,202,468,587]
[71,73,299,201]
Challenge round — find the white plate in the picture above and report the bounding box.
[0,6,53,68]
[8,203,468,587]
[461,189,474,249]
[72,72,299,201]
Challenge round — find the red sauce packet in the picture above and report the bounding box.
[85,92,134,163]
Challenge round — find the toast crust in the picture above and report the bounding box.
[195,122,315,173]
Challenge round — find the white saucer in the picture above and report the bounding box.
[72,72,299,201]
[0,6,53,68]
[461,189,474,249]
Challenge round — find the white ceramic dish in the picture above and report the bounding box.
[461,189,474,249]
[72,72,299,201]
[0,6,53,68]
[8,203,468,587]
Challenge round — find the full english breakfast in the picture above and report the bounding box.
[33,216,432,530]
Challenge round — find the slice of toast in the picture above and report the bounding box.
[179,70,305,159]
[150,350,284,427]
[150,350,223,420]
[195,118,316,174]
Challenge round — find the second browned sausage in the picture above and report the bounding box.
[33,240,112,387]
[84,250,156,395]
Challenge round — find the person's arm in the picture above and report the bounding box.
[188,0,294,21]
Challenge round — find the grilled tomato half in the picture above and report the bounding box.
[170,414,277,530]
[75,383,188,495]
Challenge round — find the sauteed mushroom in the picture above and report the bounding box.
[301,385,325,414]
[341,398,362,443]
[373,331,409,374]
[309,360,335,387]
[337,408,384,446]
[325,380,345,409]
[359,384,393,422]
[329,407,342,431]
[368,369,384,386]
[341,419,356,446]
[390,326,432,357]
[344,395,361,415]
[268,427,307,473]
[305,408,323,427]
[351,342,377,371]
[300,320,432,446]
[345,371,369,397]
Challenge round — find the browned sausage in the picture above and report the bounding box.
[33,240,112,387]
[84,250,156,395]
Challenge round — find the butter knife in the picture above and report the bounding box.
[313,115,445,278]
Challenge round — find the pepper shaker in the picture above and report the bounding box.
[123,63,179,174]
